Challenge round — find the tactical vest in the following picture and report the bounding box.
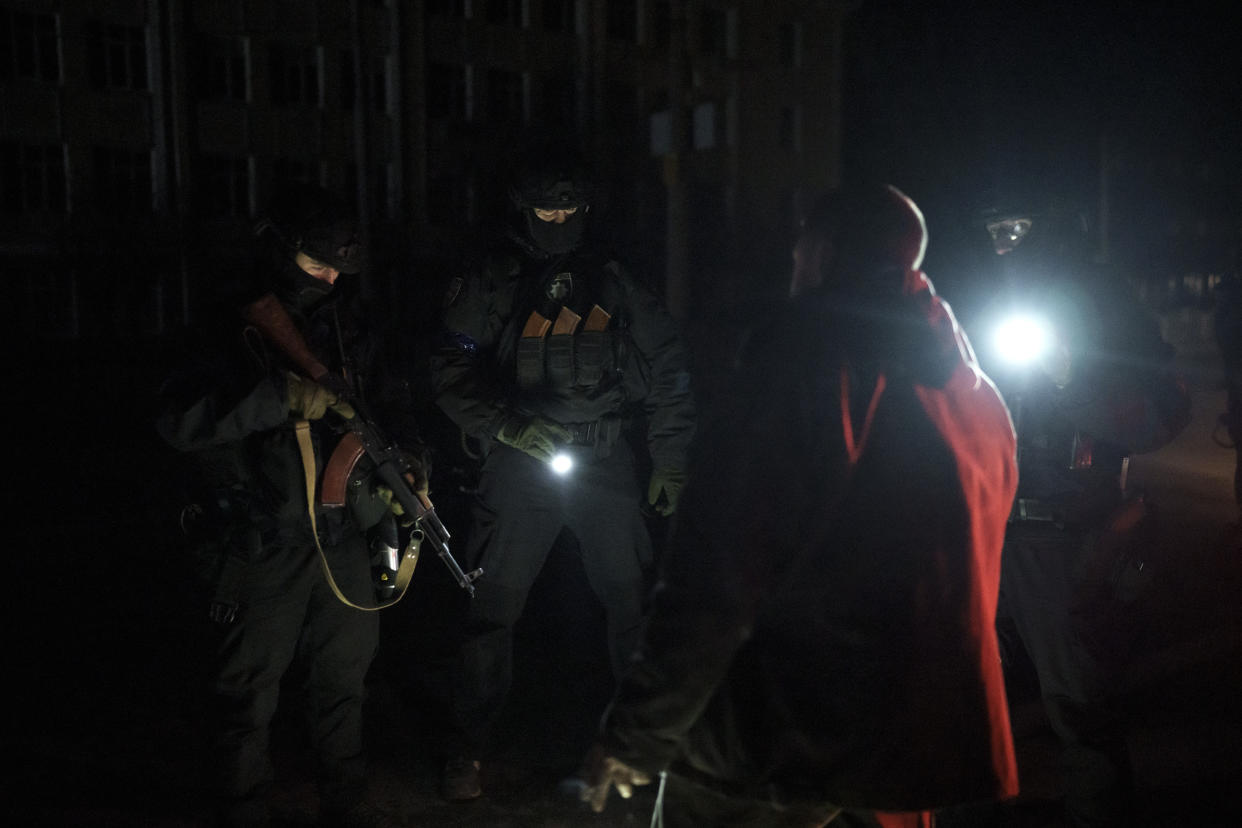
[513,263,620,394]
[515,301,616,391]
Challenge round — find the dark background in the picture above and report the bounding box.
[9,1,1242,825]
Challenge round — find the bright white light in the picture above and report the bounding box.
[550,452,574,475]
[993,313,1052,365]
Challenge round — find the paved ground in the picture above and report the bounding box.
[8,348,1241,827]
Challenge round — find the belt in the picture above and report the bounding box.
[565,420,601,446]
[1010,497,1066,526]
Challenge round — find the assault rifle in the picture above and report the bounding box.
[242,292,482,596]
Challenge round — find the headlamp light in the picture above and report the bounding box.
[993,313,1053,366]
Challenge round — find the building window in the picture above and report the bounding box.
[195,34,249,101]
[427,61,470,120]
[539,73,577,132]
[272,157,317,188]
[692,101,718,150]
[0,8,60,82]
[486,0,526,26]
[699,6,726,57]
[198,154,252,217]
[778,104,801,152]
[341,50,391,114]
[427,174,473,226]
[607,0,637,42]
[542,0,576,33]
[426,0,468,17]
[0,140,66,213]
[486,67,526,125]
[92,146,152,214]
[604,81,638,145]
[14,262,80,338]
[650,1,670,49]
[86,20,148,91]
[778,21,802,67]
[269,42,321,107]
[346,162,392,221]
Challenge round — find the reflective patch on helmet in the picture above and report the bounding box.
[443,276,464,307]
[547,272,573,302]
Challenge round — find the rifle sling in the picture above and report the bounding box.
[294,419,419,611]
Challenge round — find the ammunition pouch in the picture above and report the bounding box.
[515,306,617,392]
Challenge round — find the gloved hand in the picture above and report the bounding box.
[374,460,431,528]
[579,743,652,814]
[287,372,355,420]
[647,466,687,516]
[375,484,416,528]
[496,415,571,463]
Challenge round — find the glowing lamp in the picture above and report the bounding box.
[550,452,574,476]
[993,313,1053,366]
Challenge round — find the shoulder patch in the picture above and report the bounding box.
[547,272,574,303]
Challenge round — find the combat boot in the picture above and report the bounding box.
[441,757,482,801]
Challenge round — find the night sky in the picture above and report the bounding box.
[841,0,1242,282]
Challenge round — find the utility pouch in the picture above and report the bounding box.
[517,311,551,389]
[546,305,581,389]
[547,334,575,387]
[574,331,614,387]
[575,304,614,388]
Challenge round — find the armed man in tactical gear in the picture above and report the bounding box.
[943,191,1191,828]
[157,183,410,828]
[431,143,696,802]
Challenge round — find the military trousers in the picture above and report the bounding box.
[997,523,1136,828]
[206,531,379,823]
[447,441,652,757]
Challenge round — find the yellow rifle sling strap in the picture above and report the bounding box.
[294,419,420,611]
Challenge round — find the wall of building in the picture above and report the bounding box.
[2,0,846,339]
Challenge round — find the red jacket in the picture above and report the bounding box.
[601,271,1020,812]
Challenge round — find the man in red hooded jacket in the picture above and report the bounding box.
[580,184,1020,827]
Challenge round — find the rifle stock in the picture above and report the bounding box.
[241,292,481,596]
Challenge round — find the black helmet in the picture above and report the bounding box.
[257,184,365,274]
[506,142,595,255]
[508,143,594,211]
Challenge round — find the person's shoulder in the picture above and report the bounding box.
[460,234,526,291]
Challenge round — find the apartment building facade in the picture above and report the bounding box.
[2,0,846,339]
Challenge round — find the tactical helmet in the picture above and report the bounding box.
[257,184,365,274]
[975,191,1090,264]
[508,143,595,211]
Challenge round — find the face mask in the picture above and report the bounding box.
[525,210,585,254]
[277,256,335,310]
